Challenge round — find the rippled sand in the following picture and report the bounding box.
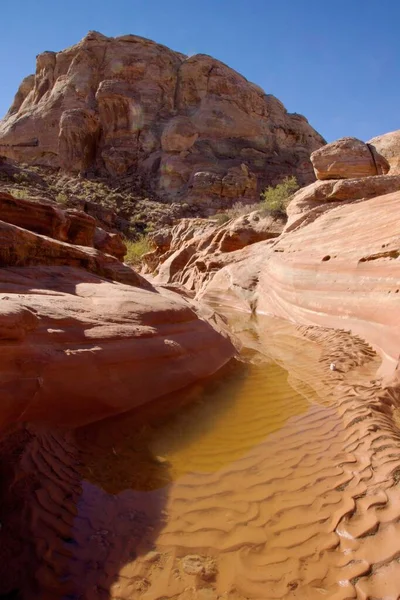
[3,316,400,599]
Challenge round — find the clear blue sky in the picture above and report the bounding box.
[1,0,399,142]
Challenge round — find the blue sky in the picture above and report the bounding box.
[1,0,399,141]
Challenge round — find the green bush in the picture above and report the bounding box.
[124,235,152,266]
[9,189,26,199]
[55,192,69,205]
[260,176,299,216]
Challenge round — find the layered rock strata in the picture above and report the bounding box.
[0,192,235,429]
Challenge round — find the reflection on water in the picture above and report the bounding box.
[76,358,309,492]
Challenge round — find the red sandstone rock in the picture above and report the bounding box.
[0,190,236,428]
[311,137,389,180]
[0,191,129,260]
[0,267,235,428]
[0,218,146,287]
[93,227,127,260]
[144,212,283,293]
[0,31,325,206]
[0,191,96,246]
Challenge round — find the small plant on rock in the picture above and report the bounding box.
[213,213,231,225]
[124,235,152,266]
[260,176,299,217]
[55,192,69,205]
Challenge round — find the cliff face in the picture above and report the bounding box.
[0,31,325,207]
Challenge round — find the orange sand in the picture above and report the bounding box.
[3,315,400,600]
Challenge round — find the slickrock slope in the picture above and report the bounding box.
[0,192,235,429]
[204,207,400,376]
[0,31,324,207]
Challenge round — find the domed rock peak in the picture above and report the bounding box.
[0,31,325,204]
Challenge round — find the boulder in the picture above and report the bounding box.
[311,137,389,180]
[368,129,400,175]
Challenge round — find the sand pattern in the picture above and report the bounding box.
[4,316,400,599]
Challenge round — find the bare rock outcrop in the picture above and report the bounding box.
[311,137,389,180]
[0,267,234,428]
[285,174,400,231]
[148,131,400,375]
[0,31,325,208]
[0,191,235,428]
[0,191,126,259]
[143,212,284,293]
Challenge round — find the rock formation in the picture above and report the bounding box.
[147,131,400,376]
[143,211,284,292]
[0,31,325,209]
[0,191,235,429]
[310,136,389,179]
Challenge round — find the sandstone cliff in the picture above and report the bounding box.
[0,31,325,210]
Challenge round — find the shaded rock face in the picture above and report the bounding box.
[0,31,325,206]
[311,137,389,180]
[143,212,284,293]
[0,191,236,430]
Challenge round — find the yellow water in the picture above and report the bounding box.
[77,355,310,493]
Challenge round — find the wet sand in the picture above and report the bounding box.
[2,315,400,599]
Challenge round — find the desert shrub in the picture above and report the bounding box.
[13,172,29,183]
[55,192,69,205]
[9,189,26,199]
[124,235,152,266]
[260,176,299,216]
[213,213,231,225]
[227,201,261,219]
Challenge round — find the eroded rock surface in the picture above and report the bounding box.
[0,31,325,207]
[285,173,400,231]
[143,212,284,293]
[201,190,400,375]
[0,191,235,429]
